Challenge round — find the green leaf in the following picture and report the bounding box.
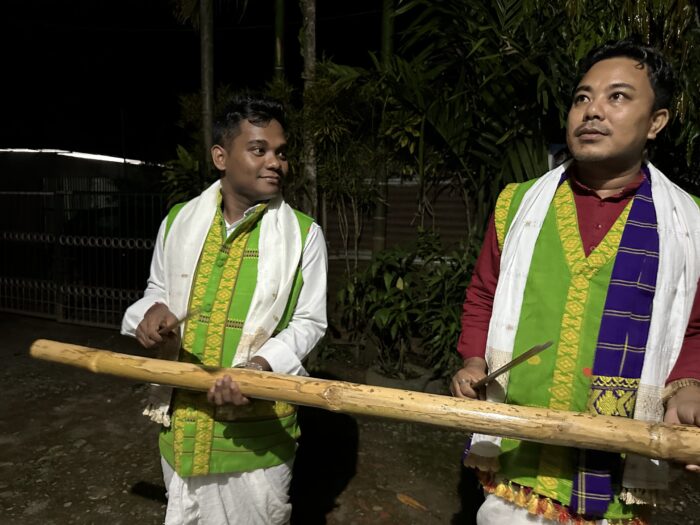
[396,276,405,290]
[375,308,390,327]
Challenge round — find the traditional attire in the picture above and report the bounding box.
[122,180,328,524]
[458,161,700,524]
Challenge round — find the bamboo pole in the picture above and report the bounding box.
[30,338,700,464]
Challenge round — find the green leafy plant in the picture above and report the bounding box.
[337,232,477,378]
[162,145,202,207]
[413,242,478,376]
[319,0,700,242]
[338,247,419,378]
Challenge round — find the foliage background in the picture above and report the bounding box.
[166,0,700,376]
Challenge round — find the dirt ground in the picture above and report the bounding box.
[1,312,699,524]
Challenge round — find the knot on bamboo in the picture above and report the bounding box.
[321,384,343,411]
[648,423,663,443]
[647,422,676,457]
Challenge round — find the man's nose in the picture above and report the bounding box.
[265,153,281,170]
[583,96,604,121]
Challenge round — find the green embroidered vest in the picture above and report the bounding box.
[493,180,638,520]
[159,202,313,477]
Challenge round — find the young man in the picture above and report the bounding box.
[453,40,700,524]
[121,96,328,524]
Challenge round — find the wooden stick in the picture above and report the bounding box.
[29,338,700,464]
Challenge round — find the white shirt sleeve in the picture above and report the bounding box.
[255,223,328,376]
[120,218,169,337]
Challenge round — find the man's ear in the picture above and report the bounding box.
[647,108,670,140]
[211,144,227,171]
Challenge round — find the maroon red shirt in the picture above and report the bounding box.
[457,173,700,384]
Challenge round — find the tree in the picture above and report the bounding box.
[326,0,700,376]
[300,0,318,218]
[274,0,285,80]
[384,0,700,232]
[200,0,214,183]
[302,62,379,274]
[172,0,252,189]
[371,0,395,254]
[172,0,216,184]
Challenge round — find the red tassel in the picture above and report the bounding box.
[558,507,569,523]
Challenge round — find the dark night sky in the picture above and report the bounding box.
[1,1,382,163]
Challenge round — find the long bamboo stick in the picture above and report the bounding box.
[29,338,700,464]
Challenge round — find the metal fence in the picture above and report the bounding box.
[0,184,166,328]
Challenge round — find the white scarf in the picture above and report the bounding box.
[135,180,303,426]
[467,162,700,502]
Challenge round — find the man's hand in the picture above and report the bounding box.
[451,357,487,399]
[207,375,250,406]
[135,303,179,349]
[664,384,700,472]
[207,358,270,406]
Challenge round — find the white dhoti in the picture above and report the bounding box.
[477,495,609,525]
[161,457,293,525]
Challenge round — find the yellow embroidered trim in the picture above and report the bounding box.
[185,214,229,475]
[195,214,261,475]
[557,181,632,274]
[587,376,640,417]
[171,398,189,474]
[549,271,588,412]
[173,212,225,474]
[171,392,216,474]
[173,204,265,476]
[495,183,519,252]
[191,400,216,476]
[224,318,245,329]
[215,400,296,421]
[535,181,632,496]
[202,231,251,366]
[181,217,221,358]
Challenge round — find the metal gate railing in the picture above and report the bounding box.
[0,189,166,328]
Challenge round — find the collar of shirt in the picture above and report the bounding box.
[224,203,263,235]
[568,169,645,202]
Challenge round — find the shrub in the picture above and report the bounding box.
[337,232,477,378]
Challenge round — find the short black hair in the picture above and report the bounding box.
[213,95,287,147]
[578,38,676,111]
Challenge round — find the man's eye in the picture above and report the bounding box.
[610,92,627,101]
[277,151,287,161]
[573,94,588,104]
[252,147,265,155]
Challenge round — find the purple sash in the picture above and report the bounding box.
[569,168,659,516]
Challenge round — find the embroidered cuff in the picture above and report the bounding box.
[662,378,700,405]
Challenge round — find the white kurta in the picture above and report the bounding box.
[121,183,329,525]
[121,182,328,376]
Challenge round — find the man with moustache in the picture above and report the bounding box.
[452,40,700,524]
[121,95,328,524]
